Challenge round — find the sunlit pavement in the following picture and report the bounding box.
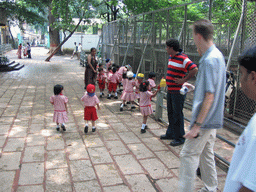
[0,47,227,192]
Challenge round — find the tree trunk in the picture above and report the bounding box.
[8,24,16,48]
[45,19,83,62]
[48,5,62,54]
[0,7,7,27]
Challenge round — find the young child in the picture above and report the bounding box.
[135,73,144,102]
[106,58,112,69]
[139,80,159,133]
[148,72,156,91]
[50,84,68,131]
[81,84,100,133]
[97,68,106,97]
[107,67,119,99]
[117,64,132,84]
[120,71,136,111]
[98,63,106,73]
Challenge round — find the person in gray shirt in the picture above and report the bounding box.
[178,19,226,192]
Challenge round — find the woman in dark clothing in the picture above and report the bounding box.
[26,42,31,58]
[84,48,98,89]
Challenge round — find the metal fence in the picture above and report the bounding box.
[99,0,256,125]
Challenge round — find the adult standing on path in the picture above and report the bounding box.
[178,19,226,192]
[26,42,31,59]
[77,43,82,60]
[71,42,78,59]
[17,43,22,59]
[84,47,98,89]
[160,39,198,146]
[223,46,256,192]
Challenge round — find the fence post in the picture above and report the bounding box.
[155,89,164,120]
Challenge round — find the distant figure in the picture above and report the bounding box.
[26,42,31,58]
[71,42,78,59]
[17,43,22,59]
[49,84,68,132]
[77,43,82,60]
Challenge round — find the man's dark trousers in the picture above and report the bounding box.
[166,92,185,142]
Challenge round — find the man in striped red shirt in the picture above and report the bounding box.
[160,39,198,146]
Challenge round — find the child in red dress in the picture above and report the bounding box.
[81,84,100,133]
[97,68,106,97]
[50,84,68,131]
[139,81,159,133]
[107,67,119,99]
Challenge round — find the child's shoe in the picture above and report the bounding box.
[114,92,118,99]
[107,95,111,99]
[84,125,88,133]
[141,128,146,133]
[131,105,136,109]
[92,127,96,132]
[120,104,124,111]
[61,124,66,131]
[56,127,60,131]
[127,101,131,104]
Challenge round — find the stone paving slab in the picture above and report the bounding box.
[0,48,234,192]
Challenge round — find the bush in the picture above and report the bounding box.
[0,56,9,65]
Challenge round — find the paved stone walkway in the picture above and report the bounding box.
[0,47,227,192]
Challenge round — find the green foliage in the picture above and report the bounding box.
[0,0,48,26]
[51,0,96,33]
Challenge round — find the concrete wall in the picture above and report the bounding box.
[61,32,99,51]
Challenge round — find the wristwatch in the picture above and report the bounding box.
[194,121,202,126]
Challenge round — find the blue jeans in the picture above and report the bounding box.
[166,92,185,142]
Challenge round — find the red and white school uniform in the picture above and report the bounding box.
[50,94,68,124]
[148,78,156,91]
[81,93,100,121]
[106,62,112,70]
[97,73,106,90]
[121,79,136,101]
[108,72,119,92]
[117,66,127,82]
[135,80,142,99]
[139,91,153,116]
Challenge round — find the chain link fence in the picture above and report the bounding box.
[225,0,256,124]
[99,0,256,125]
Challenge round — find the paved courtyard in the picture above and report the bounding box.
[0,47,227,192]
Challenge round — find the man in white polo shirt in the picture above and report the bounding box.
[223,46,256,192]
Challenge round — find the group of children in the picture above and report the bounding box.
[49,59,161,134]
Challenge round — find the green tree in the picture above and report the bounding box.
[45,0,97,61]
[0,0,47,45]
